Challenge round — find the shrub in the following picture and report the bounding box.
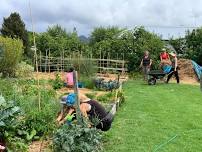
[15,61,34,78]
[53,124,103,152]
[0,36,23,77]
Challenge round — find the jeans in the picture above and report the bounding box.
[142,66,150,80]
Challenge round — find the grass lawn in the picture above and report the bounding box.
[104,80,202,152]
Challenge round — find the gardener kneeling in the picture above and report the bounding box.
[58,93,114,131]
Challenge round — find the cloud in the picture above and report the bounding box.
[0,0,202,38]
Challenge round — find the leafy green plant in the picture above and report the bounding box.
[117,90,125,104]
[85,92,96,99]
[17,88,59,137]
[52,72,63,90]
[53,124,103,152]
[0,95,28,152]
[96,92,114,103]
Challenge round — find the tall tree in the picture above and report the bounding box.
[0,12,29,56]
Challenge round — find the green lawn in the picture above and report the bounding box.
[104,80,202,152]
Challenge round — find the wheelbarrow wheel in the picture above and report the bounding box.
[148,78,156,85]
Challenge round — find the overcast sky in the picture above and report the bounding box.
[1,0,202,39]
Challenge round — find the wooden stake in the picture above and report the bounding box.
[39,51,42,72]
[122,53,125,75]
[48,49,50,74]
[29,1,41,110]
[99,50,101,73]
[73,70,83,125]
[45,49,47,72]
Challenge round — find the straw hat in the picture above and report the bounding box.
[79,93,91,103]
[169,52,176,57]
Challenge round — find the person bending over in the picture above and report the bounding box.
[57,93,114,131]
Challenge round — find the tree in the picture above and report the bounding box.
[169,37,188,57]
[89,26,122,46]
[90,26,164,71]
[0,36,23,77]
[0,12,29,57]
[185,28,202,65]
[35,25,85,57]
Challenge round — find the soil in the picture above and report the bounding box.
[177,59,199,85]
[29,140,51,152]
[56,87,107,98]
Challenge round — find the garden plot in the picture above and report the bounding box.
[27,72,125,152]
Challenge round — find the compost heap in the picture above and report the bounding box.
[178,59,198,84]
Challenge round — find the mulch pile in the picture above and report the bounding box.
[178,59,198,82]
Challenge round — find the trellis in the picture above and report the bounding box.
[37,51,128,74]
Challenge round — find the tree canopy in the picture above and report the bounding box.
[36,25,86,57]
[0,12,29,57]
[185,28,202,65]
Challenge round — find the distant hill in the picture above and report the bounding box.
[79,35,89,43]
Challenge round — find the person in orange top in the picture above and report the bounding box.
[160,48,171,67]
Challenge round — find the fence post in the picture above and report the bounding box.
[73,70,83,125]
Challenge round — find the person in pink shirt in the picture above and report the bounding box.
[65,67,74,87]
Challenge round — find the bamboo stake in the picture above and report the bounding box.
[99,50,101,73]
[102,52,105,72]
[39,51,42,72]
[45,49,47,72]
[122,53,125,75]
[29,1,41,110]
[73,70,83,125]
[60,51,62,72]
[62,49,64,72]
[48,49,50,74]
[116,53,118,71]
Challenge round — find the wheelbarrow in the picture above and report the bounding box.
[147,70,167,85]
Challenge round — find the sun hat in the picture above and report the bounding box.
[66,93,76,106]
[169,51,176,57]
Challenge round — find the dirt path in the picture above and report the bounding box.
[29,140,51,152]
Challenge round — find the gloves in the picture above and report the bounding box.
[65,113,75,125]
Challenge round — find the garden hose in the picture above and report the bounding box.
[153,129,202,152]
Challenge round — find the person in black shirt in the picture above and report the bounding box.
[140,51,152,80]
[58,93,113,131]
